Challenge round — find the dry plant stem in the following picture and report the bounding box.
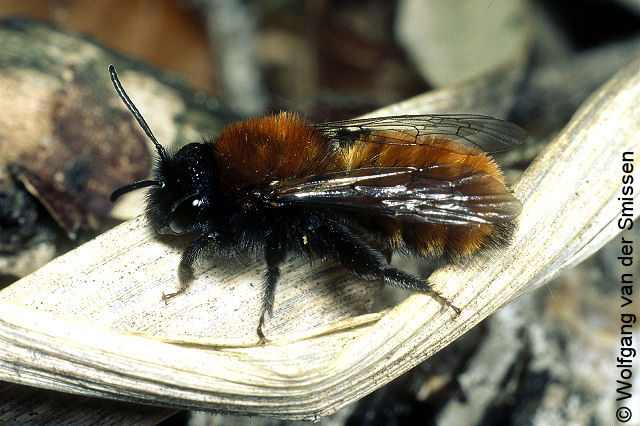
[0,58,639,419]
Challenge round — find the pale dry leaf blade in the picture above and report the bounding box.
[0,58,639,419]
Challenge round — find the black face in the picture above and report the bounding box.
[146,143,218,236]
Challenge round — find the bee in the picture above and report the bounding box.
[108,65,526,344]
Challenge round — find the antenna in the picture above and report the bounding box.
[108,64,168,162]
[110,179,164,202]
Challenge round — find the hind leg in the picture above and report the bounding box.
[315,220,460,315]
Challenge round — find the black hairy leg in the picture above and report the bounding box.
[382,267,461,315]
[162,233,216,303]
[314,219,461,316]
[257,232,286,345]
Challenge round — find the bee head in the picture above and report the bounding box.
[145,143,218,235]
[108,65,217,236]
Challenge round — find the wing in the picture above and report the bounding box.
[312,114,527,153]
[267,163,522,226]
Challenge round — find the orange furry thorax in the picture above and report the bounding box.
[213,113,336,188]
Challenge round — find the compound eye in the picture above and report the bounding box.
[168,197,202,234]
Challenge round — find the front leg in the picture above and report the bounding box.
[257,236,285,345]
[162,232,217,302]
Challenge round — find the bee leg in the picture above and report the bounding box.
[318,220,460,316]
[162,233,213,304]
[382,267,461,316]
[257,238,285,345]
[381,247,393,264]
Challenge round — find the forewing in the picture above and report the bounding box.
[268,164,522,226]
[312,114,527,153]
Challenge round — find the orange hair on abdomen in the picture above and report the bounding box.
[342,131,510,258]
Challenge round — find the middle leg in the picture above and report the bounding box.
[257,234,286,344]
